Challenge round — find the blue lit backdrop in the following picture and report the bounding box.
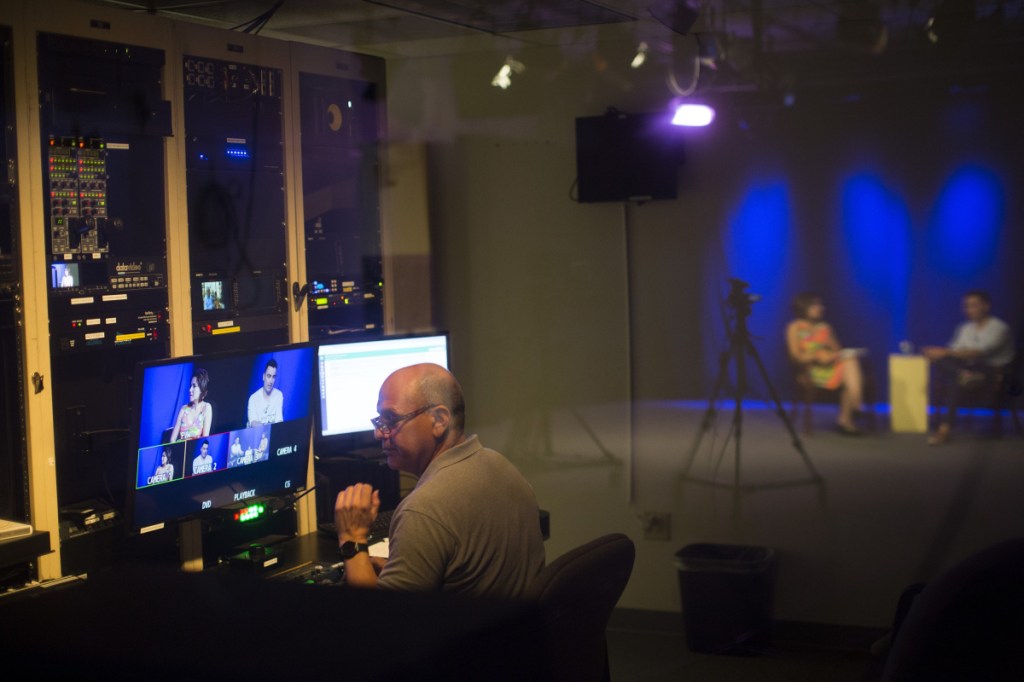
[699,163,1013,402]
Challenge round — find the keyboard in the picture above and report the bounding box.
[318,508,393,542]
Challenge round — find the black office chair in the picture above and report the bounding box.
[881,537,1024,682]
[525,533,636,682]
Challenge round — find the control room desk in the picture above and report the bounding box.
[889,354,929,433]
[220,529,343,575]
[230,508,550,578]
[0,556,549,680]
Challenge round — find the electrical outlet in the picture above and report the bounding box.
[641,512,671,541]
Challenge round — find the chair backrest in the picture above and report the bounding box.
[1000,348,1022,393]
[525,533,636,682]
[882,537,1024,682]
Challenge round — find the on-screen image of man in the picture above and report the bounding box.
[334,363,545,598]
[192,439,214,475]
[254,430,269,462]
[229,436,244,467]
[921,290,1014,445]
[247,358,283,426]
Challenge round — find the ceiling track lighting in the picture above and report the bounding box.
[664,32,720,127]
[491,55,525,89]
[631,41,649,69]
[924,0,976,47]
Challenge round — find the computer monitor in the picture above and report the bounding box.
[316,333,449,453]
[128,343,315,531]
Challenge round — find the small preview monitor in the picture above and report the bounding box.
[52,262,79,288]
[317,333,449,440]
[128,342,315,531]
[200,279,227,311]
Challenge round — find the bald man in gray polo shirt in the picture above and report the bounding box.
[334,363,545,598]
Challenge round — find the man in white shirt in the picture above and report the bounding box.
[247,359,283,426]
[192,440,214,475]
[922,290,1015,445]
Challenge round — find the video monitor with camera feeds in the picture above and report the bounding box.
[128,342,315,531]
[316,333,449,453]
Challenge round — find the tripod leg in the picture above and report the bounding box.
[570,408,617,461]
[682,339,738,477]
[744,339,824,483]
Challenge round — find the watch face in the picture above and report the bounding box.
[339,541,367,559]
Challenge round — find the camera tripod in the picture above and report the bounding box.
[681,279,823,495]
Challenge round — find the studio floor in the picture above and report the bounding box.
[606,608,883,682]
[497,398,1024,628]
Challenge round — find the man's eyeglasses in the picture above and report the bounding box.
[370,404,437,436]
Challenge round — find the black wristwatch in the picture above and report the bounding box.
[338,541,370,560]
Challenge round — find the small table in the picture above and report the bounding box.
[889,354,929,433]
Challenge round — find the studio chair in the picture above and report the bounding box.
[525,533,636,682]
[790,363,823,435]
[790,359,875,435]
[932,352,1023,438]
[993,351,1023,437]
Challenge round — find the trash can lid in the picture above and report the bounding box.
[674,543,777,572]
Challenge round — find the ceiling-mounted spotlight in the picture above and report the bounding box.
[924,0,976,47]
[631,41,649,69]
[672,102,715,127]
[491,56,525,89]
[697,33,723,70]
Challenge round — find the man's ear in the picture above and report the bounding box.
[430,405,452,436]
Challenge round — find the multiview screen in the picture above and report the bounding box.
[129,343,315,531]
[317,333,449,439]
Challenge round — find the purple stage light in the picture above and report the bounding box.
[672,103,715,127]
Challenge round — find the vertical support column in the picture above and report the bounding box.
[380,142,433,334]
[10,4,61,579]
[179,518,203,572]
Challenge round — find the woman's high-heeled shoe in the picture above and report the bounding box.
[836,422,862,436]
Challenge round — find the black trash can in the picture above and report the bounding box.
[675,543,778,653]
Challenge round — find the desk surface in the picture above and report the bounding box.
[0,560,550,680]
